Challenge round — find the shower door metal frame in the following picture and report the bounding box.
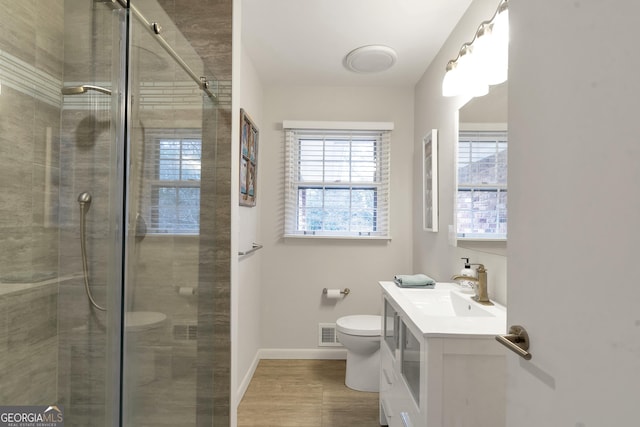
[129,3,217,101]
[106,2,129,426]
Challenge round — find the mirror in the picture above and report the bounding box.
[456,82,508,254]
[459,82,508,124]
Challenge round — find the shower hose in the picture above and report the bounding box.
[79,194,107,311]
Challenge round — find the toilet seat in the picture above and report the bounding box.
[336,315,381,336]
[125,311,167,332]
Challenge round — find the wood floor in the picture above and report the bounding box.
[237,359,381,427]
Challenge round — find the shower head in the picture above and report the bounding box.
[62,85,112,96]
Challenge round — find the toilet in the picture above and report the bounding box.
[125,311,167,333]
[125,311,168,385]
[336,314,382,392]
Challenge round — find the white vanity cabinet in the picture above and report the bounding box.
[379,282,507,427]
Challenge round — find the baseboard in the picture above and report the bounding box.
[236,352,260,404]
[259,348,348,360]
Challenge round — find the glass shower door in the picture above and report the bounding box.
[57,1,127,425]
[1,0,220,425]
[122,2,218,425]
[0,0,126,426]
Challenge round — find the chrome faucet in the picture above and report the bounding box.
[452,263,494,306]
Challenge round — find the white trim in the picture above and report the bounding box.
[459,122,508,131]
[457,236,506,242]
[282,120,394,131]
[422,129,439,232]
[235,351,261,405]
[259,348,348,360]
[284,234,391,241]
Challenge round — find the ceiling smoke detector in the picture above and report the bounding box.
[344,45,398,73]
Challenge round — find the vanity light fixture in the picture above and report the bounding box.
[344,45,398,73]
[457,44,489,97]
[442,0,508,98]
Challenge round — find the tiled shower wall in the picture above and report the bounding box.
[0,2,63,286]
[155,1,233,425]
[0,0,64,405]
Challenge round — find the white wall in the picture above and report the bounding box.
[413,0,507,305]
[507,1,640,424]
[235,45,264,392]
[259,85,415,352]
[232,0,265,415]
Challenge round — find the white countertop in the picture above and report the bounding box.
[380,281,507,338]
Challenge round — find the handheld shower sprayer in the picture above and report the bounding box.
[78,191,92,206]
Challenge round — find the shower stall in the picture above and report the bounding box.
[0,0,226,425]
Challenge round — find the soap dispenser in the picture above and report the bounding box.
[459,258,476,290]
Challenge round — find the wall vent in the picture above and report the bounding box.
[318,323,342,347]
[173,324,197,341]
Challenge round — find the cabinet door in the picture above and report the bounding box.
[401,320,422,406]
[383,298,399,355]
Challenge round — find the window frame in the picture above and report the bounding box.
[283,121,393,239]
[143,129,202,235]
[456,128,508,241]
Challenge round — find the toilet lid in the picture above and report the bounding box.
[336,315,381,336]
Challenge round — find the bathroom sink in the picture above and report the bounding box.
[401,289,494,317]
[379,281,506,337]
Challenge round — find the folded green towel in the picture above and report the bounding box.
[393,274,436,287]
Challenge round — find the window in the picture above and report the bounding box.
[284,122,392,238]
[457,130,507,239]
[143,129,201,234]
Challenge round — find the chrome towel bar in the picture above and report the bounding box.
[322,288,350,296]
[238,243,263,256]
[496,325,532,360]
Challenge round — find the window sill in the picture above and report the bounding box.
[284,234,391,241]
[456,237,506,242]
[143,233,200,238]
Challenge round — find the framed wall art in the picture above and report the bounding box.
[423,129,438,231]
[239,109,259,207]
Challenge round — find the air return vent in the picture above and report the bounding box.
[318,323,342,347]
[173,324,197,341]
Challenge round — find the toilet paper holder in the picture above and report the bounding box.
[322,288,350,296]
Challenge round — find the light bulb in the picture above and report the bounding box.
[492,4,509,41]
[472,4,508,87]
[457,45,488,97]
[486,6,508,85]
[442,61,460,97]
[471,23,493,86]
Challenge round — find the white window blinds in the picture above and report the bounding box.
[284,122,393,238]
[457,130,508,239]
[140,129,202,234]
